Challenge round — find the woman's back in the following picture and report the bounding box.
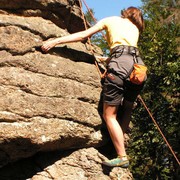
[96,16,139,49]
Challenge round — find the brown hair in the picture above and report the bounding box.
[121,7,144,32]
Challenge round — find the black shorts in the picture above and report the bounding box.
[103,76,144,105]
[103,52,144,105]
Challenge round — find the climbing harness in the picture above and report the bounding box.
[80,0,180,166]
[110,45,147,85]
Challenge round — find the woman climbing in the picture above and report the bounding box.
[41,6,146,168]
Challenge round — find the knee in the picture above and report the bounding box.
[103,112,116,123]
[103,111,112,123]
[103,112,108,123]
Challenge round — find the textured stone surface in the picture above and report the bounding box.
[0,43,104,167]
[0,1,105,167]
[31,148,133,180]
[0,0,132,179]
[0,0,85,33]
[0,148,133,180]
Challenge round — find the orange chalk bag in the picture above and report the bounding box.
[129,64,147,85]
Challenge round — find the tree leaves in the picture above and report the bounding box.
[129,0,180,179]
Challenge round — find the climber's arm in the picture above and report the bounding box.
[41,25,101,52]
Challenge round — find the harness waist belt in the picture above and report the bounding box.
[111,45,140,57]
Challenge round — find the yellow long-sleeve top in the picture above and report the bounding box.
[95,16,139,50]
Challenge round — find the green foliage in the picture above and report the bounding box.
[84,8,96,26]
[91,32,109,55]
[128,0,180,179]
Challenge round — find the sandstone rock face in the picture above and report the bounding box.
[0,0,132,179]
[0,0,85,33]
[0,14,103,167]
[0,148,133,180]
[31,148,133,180]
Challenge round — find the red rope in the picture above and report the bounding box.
[81,0,106,40]
[81,0,97,23]
[79,0,104,78]
[138,95,180,165]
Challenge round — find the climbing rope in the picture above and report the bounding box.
[80,0,180,165]
[78,0,106,78]
[138,96,180,165]
[81,0,106,40]
[78,0,91,49]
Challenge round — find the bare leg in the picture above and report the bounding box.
[103,102,126,157]
[120,100,134,133]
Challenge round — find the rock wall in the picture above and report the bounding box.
[0,0,132,179]
[0,0,85,33]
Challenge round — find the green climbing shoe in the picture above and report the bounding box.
[102,156,129,168]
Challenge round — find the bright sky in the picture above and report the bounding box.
[82,0,142,21]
